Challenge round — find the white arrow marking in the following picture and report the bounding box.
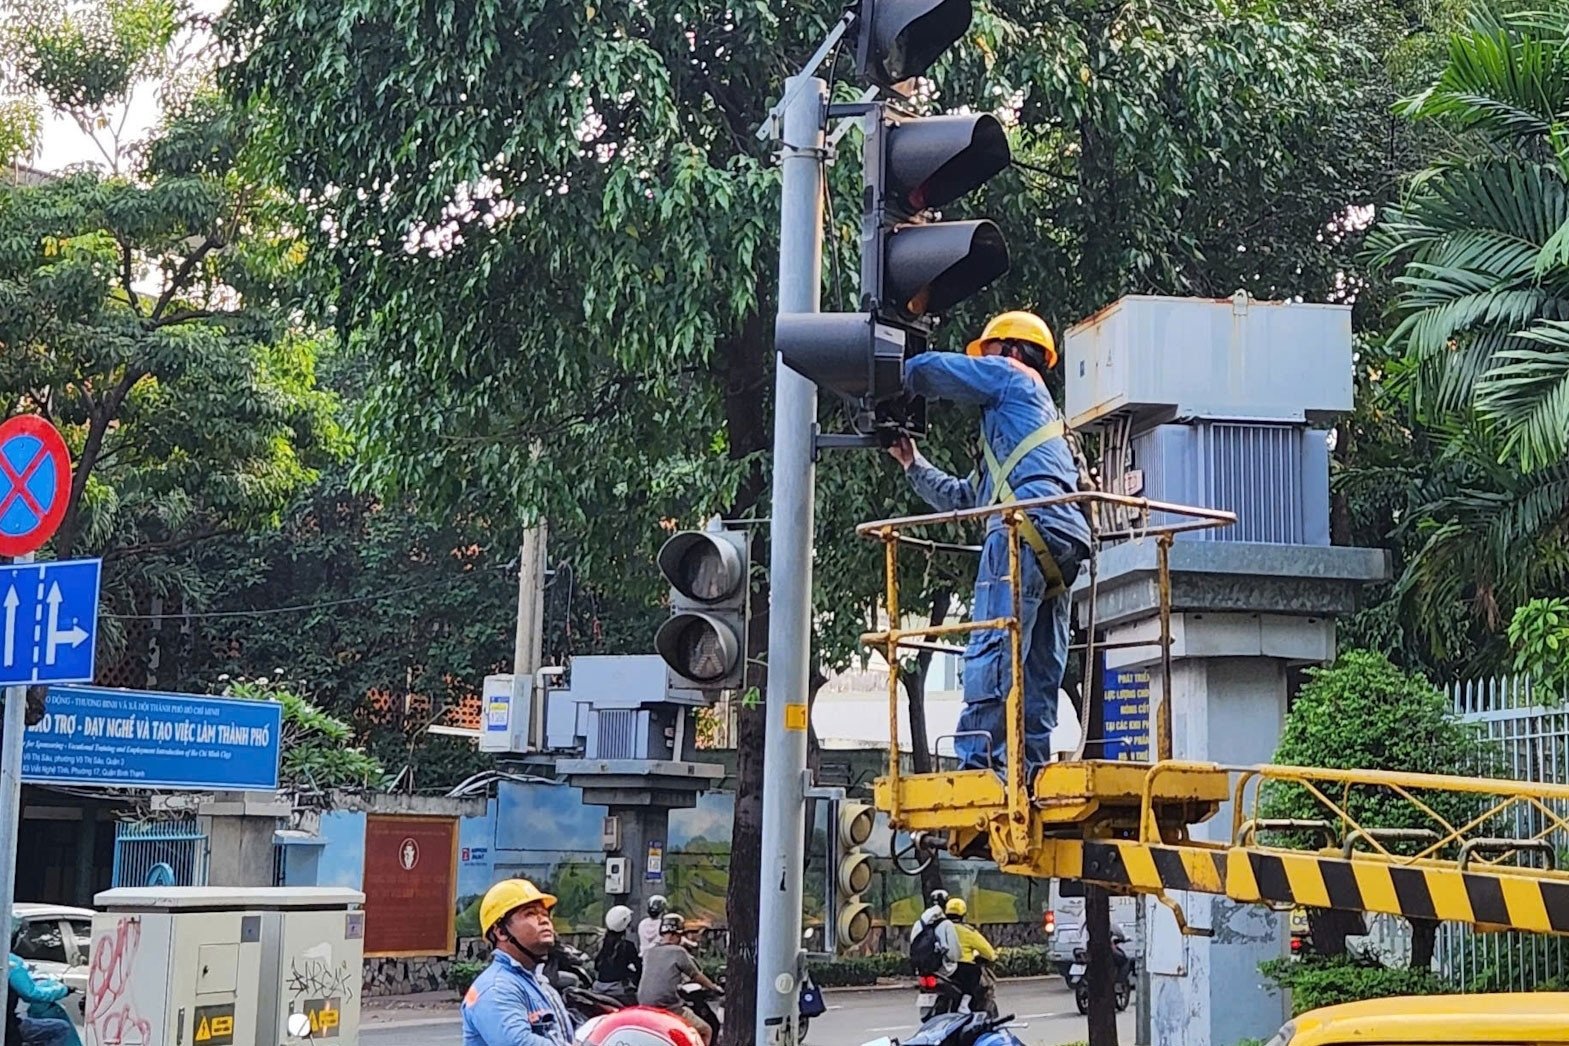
[44,582,64,665]
[2,586,17,668]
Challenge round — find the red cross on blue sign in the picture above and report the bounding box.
[0,415,71,558]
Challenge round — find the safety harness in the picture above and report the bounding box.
[981,418,1068,598]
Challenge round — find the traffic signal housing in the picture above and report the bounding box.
[654,523,750,692]
[853,0,975,91]
[834,800,876,950]
[775,103,1010,417]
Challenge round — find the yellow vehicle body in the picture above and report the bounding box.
[1271,993,1569,1045]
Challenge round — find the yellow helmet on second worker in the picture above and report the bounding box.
[966,311,1057,369]
[480,878,557,936]
[945,897,968,918]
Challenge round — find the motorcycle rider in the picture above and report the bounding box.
[593,906,641,1003]
[945,898,998,1016]
[6,950,73,1046]
[462,879,575,1045]
[638,896,668,958]
[637,914,721,1046]
[911,889,959,979]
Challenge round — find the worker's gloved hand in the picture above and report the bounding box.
[888,435,917,469]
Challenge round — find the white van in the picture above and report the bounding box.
[1044,879,1141,976]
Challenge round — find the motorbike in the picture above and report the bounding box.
[26,989,84,1046]
[1068,944,1133,1015]
[860,1011,1026,1046]
[678,981,724,1040]
[546,940,626,1024]
[915,970,967,1020]
[916,962,997,1021]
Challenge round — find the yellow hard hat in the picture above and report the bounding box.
[966,311,1058,369]
[480,878,557,935]
[945,897,968,918]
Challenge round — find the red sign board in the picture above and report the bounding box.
[362,814,457,956]
[0,415,71,557]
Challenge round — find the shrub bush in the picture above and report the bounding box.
[1260,956,1453,1015]
[448,959,487,994]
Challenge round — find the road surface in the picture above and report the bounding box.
[361,978,1136,1046]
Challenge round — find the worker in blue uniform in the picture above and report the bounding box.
[889,311,1092,779]
[462,879,575,1045]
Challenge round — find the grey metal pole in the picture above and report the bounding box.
[0,552,35,927]
[755,73,826,1046]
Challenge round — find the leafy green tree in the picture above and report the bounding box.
[0,0,336,676]
[1262,650,1500,968]
[1368,2,1569,473]
[222,0,1407,1031]
[224,676,383,795]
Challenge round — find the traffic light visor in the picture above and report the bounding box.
[657,532,745,603]
[857,0,974,88]
[839,802,876,848]
[655,612,741,685]
[887,113,1010,213]
[837,902,873,947]
[886,219,1009,318]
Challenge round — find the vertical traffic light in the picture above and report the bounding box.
[775,0,1010,419]
[654,522,750,691]
[834,800,876,949]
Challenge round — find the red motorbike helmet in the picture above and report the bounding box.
[574,1007,704,1046]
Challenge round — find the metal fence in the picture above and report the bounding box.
[1430,675,1569,990]
[110,817,210,888]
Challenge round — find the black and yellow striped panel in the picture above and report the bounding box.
[1082,840,1228,896]
[1227,849,1569,935]
[1078,840,1569,936]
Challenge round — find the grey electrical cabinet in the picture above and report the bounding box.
[1064,293,1353,432]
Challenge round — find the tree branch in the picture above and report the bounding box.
[120,239,144,317]
[151,236,220,320]
[102,526,237,563]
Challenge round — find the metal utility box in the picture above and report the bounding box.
[479,672,534,753]
[1064,293,1353,432]
[92,886,365,1046]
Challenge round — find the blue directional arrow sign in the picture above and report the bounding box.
[0,559,101,687]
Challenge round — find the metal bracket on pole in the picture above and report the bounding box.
[757,12,856,142]
[815,431,881,454]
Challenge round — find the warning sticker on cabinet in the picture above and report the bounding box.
[193,1004,236,1046]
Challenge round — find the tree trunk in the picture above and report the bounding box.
[1085,885,1119,1046]
[1409,917,1438,970]
[900,589,951,900]
[1330,420,1353,547]
[1305,908,1361,958]
[717,311,770,1046]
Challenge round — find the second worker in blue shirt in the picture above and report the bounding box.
[888,310,1092,780]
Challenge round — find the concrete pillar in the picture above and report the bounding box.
[1144,656,1292,1046]
[197,791,291,888]
[611,807,672,918]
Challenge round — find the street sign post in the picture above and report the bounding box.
[0,558,101,687]
[0,413,82,970]
[0,415,71,559]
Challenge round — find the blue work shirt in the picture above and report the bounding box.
[461,951,574,1046]
[903,352,1092,554]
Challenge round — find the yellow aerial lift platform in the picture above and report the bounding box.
[863,493,1569,937]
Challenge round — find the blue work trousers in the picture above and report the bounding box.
[20,1017,77,1046]
[955,523,1084,778]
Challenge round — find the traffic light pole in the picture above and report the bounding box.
[756,73,827,1046]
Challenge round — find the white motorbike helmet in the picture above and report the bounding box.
[605,905,634,934]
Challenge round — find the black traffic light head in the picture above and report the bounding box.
[854,0,974,91]
[654,524,750,692]
[883,113,1010,217]
[775,313,908,403]
[865,110,1011,324]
